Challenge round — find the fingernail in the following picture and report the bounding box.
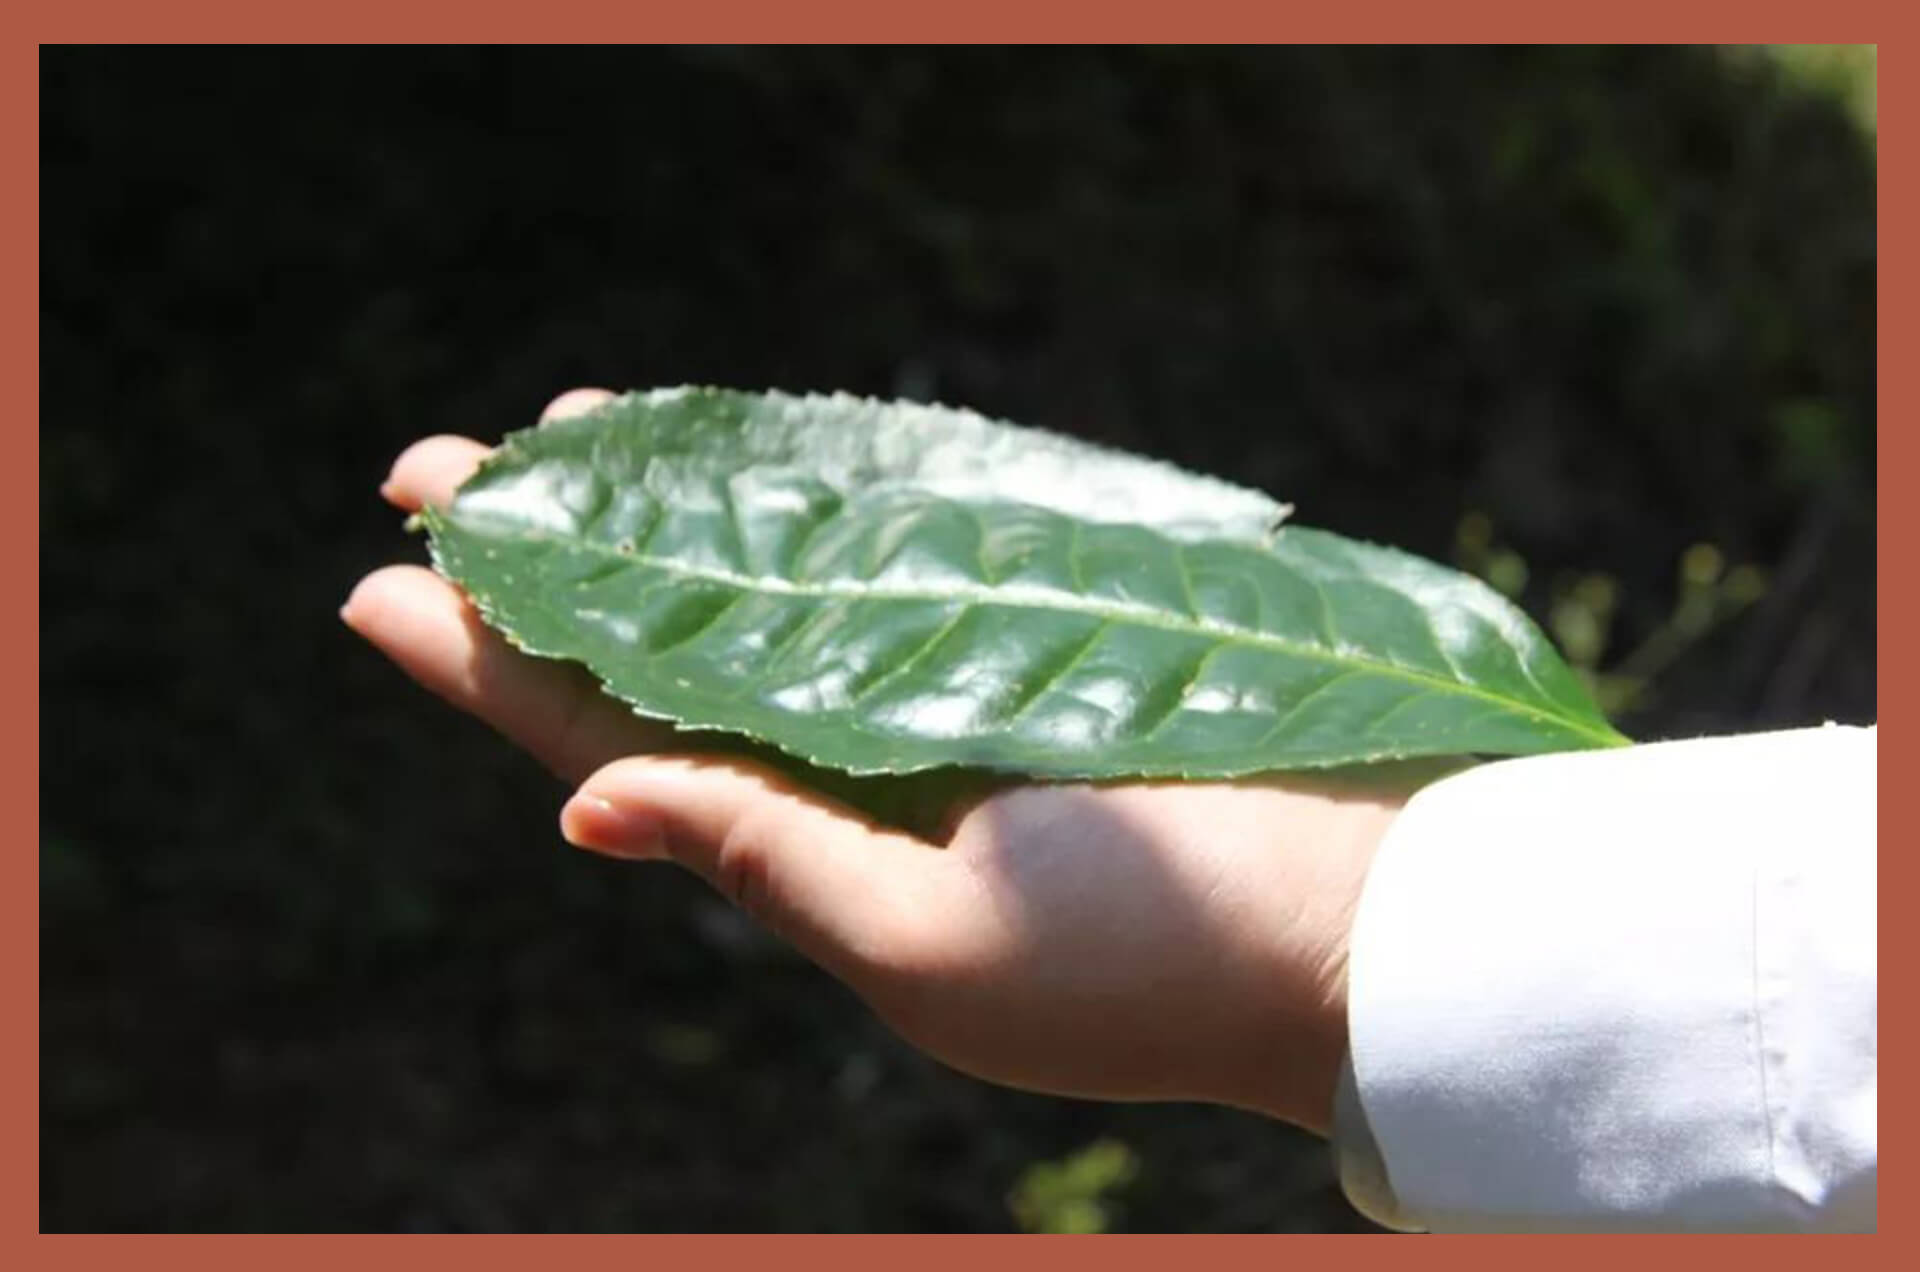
[340,574,382,632]
[560,792,667,861]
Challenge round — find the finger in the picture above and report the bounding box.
[379,389,615,512]
[342,564,669,782]
[561,755,959,986]
[381,436,492,512]
[540,386,616,422]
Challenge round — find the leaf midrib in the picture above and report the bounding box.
[436,508,1621,746]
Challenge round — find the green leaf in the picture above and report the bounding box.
[421,388,1628,778]
[1008,1139,1139,1234]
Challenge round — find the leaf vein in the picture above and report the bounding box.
[845,604,974,708]
[648,590,746,659]
[464,520,1613,745]
[1130,643,1222,744]
[1252,669,1365,748]
[998,619,1112,731]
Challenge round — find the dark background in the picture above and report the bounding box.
[41,47,1875,1232]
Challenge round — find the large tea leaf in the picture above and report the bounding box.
[421,389,1627,777]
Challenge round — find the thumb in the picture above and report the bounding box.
[559,755,957,988]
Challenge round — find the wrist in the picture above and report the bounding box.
[1229,778,1405,1135]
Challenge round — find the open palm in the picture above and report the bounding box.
[344,390,1430,1133]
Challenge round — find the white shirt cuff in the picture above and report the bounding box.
[1338,726,1876,1232]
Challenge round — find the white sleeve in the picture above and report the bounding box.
[1332,725,1876,1232]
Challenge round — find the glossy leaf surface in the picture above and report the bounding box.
[422,389,1627,777]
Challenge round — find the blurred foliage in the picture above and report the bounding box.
[1008,1139,1140,1234]
[1458,515,1776,720]
[42,47,1872,1232]
[1747,45,1876,136]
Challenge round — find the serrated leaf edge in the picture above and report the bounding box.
[417,504,1629,777]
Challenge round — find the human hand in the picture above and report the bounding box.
[344,390,1432,1134]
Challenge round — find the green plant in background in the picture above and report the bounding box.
[1746,44,1877,137]
[1455,512,1770,719]
[1008,1139,1140,1234]
[419,389,1627,786]
[1594,544,1770,717]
